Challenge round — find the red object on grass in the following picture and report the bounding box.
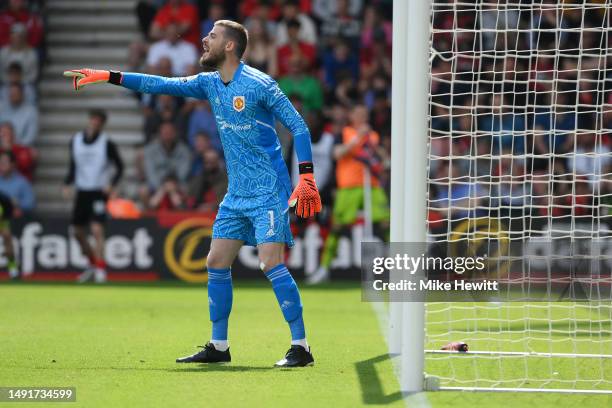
[441,341,468,352]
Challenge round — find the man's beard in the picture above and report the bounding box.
[199,49,225,72]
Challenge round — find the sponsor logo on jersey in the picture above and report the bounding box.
[233,96,245,112]
[219,120,252,132]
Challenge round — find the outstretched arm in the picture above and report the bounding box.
[120,73,208,98]
[263,82,321,218]
[63,69,209,99]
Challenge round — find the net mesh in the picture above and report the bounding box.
[425,0,612,390]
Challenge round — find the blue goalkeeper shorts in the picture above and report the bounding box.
[212,191,294,247]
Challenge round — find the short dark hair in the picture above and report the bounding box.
[89,109,107,124]
[215,19,249,59]
[7,62,23,74]
[163,172,178,182]
[286,18,301,29]
[159,120,176,129]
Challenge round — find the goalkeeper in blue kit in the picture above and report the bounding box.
[64,20,321,367]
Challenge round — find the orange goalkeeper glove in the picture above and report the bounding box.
[62,68,122,91]
[288,162,322,218]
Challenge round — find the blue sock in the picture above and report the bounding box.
[207,268,232,341]
[265,264,306,340]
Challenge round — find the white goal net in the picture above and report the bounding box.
[425,0,612,392]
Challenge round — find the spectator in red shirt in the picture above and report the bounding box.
[0,0,43,48]
[0,121,35,180]
[149,172,187,211]
[277,19,316,77]
[240,0,311,21]
[149,0,200,48]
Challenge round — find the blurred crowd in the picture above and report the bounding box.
[129,0,393,215]
[0,0,610,229]
[0,0,43,214]
[427,1,612,225]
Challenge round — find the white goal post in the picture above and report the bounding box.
[391,0,612,394]
[390,0,430,393]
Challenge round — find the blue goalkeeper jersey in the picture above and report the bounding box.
[121,63,312,199]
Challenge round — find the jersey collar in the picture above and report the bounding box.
[233,61,244,82]
[217,61,245,86]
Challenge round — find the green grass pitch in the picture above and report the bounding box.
[0,282,610,407]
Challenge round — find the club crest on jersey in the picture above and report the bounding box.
[233,96,245,112]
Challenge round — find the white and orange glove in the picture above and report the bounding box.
[288,162,322,218]
[63,68,122,90]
